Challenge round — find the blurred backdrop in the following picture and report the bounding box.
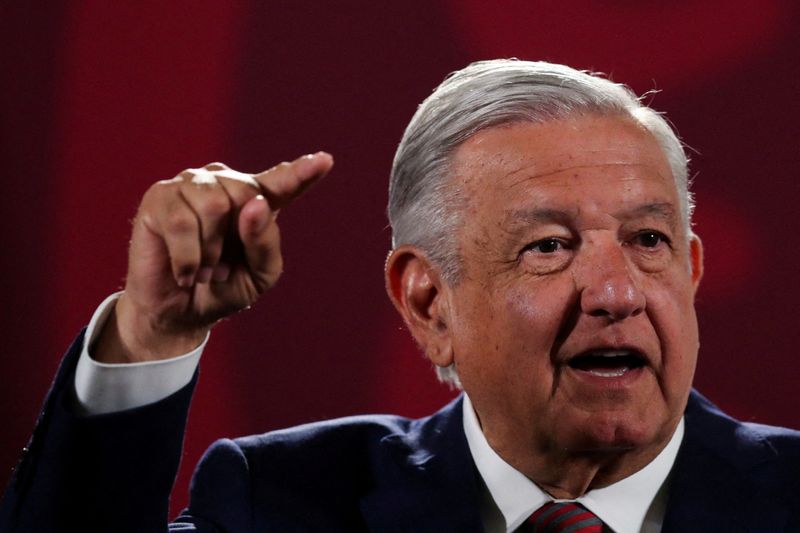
[2,0,799,515]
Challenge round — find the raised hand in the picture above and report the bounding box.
[93,153,334,363]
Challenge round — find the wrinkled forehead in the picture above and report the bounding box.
[449,115,675,197]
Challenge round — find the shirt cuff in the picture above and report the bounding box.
[74,292,207,415]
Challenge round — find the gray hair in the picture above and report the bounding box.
[387,59,693,386]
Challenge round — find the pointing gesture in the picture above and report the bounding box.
[94,153,334,363]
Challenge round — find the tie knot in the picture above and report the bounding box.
[527,501,604,532]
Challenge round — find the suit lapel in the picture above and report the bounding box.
[359,396,485,532]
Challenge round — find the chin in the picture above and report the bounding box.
[561,411,667,454]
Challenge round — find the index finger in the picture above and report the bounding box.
[253,152,334,210]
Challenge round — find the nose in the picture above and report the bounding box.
[576,243,645,321]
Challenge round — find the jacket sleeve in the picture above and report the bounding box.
[0,329,199,533]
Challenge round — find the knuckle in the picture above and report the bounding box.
[147,178,178,198]
[204,162,229,171]
[140,181,178,215]
[188,169,217,186]
[218,176,260,203]
[274,161,292,174]
[176,170,196,181]
[196,194,230,219]
[165,211,196,235]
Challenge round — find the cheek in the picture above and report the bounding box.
[453,283,567,375]
[501,281,575,369]
[643,275,699,385]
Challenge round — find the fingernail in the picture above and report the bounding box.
[252,195,270,233]
[212,263,230,282]
[196,266,213,284]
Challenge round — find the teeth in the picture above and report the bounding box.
[588,368,628,377]
[589,350,631,357]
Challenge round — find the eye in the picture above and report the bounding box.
[633,231,669,248]
[523,238,565,254]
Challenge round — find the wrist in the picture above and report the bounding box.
[93,293,208,363]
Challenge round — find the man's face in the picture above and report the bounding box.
[443,115,702,471]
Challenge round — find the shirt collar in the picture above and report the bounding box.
[462,393,684,533]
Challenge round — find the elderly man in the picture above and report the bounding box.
[3,60,800,532]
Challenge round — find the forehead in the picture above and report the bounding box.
[449,115,678,217]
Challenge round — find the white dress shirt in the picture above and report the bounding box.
[462,394,682,533]
[75,294,681,532]
[74,292,205,415]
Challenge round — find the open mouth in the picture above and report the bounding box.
[568,350,646,378]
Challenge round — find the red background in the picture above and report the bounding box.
[3,1,799,515]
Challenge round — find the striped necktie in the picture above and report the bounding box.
[527,501,605,532]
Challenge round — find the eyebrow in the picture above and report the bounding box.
[500,208,576,230]
[619,202,677,222]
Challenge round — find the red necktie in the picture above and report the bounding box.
[527,501,604,532]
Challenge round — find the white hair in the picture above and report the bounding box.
[387,59,693,386]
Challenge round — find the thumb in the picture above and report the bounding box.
[238,194,283,291]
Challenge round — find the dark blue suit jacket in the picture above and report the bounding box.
[3,330,800,532]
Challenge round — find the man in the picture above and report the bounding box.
[3,59,800,532]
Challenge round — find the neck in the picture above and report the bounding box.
[528,448,657,499]
[494,433,676,499]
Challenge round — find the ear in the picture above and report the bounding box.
[385,245,454,368]
[689,233,704,291]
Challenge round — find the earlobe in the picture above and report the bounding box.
[385,246,454,368]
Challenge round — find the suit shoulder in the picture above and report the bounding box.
[224,416,403,495]
[234,395,463,457]
[234,412,415,455]
[669,391,800,529]
[226,406,456,493]
[686,389,800,480]
[186,398,470,530]
[740,420,800,458]
[203,400,464,529]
